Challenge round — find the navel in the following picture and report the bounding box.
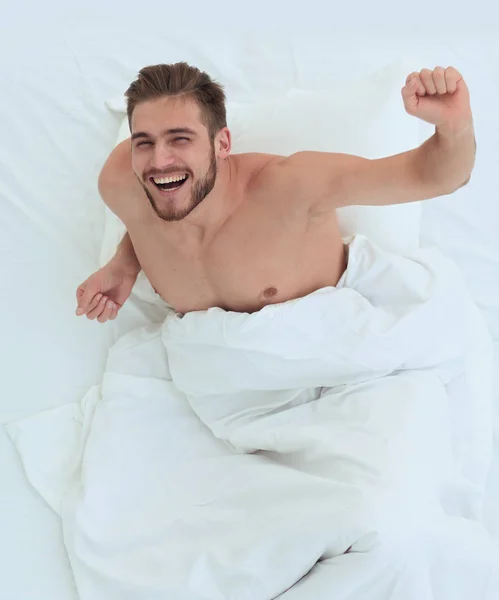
[263,286,278,298]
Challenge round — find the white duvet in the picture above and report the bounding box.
[6,235,499,600]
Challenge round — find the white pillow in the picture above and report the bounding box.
[102,60,422,303]
[225,61,422,253]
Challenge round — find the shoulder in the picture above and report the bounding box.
[98,139,143,208]
[99,138,132,185]
[231,152,284,189]
[248,151,365,212]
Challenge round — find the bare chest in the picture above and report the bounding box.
[129,204,346,314]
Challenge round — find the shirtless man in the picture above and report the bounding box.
[76,62,475,321]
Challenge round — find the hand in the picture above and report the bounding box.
[76,261,139,323]
[401,66,472,130]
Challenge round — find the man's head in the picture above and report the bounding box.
[125,62,230,222]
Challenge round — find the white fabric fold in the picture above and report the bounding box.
[163,235,493,498]
[6,234,498,600]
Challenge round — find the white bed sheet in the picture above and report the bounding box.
[1,13,498,600]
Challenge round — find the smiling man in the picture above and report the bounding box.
[76,61,475,320]
[131,115,218,222]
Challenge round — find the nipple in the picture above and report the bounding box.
[263,286,278,298]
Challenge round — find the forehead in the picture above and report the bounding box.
[131,96,205,135]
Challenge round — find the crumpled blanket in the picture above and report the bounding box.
[164,235,493,495]
[6,234,498,600]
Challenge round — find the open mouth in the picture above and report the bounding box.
[150,173,189,194]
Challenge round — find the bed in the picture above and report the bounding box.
[1,13,498,600]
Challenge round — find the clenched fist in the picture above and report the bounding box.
[401,66,472,129]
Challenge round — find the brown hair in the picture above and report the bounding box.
[124,62,227,140]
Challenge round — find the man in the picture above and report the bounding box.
[76,61,475,321]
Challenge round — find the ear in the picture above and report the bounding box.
[215,127,231,159]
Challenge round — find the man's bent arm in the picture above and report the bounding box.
[110,231,141,276]
[416,119,476,191]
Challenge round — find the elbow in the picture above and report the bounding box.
[439,173,472,197]
[461,173,472,187]
[452,172,472,193]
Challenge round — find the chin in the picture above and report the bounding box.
[154,194,204,222]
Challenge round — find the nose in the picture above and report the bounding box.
[151,143,176,171]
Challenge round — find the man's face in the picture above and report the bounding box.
[130,96,218,222]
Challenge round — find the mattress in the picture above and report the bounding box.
[1,14,498,599]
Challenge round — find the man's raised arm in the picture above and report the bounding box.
[279,66,475,210]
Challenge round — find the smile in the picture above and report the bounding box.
[150,174,189,193]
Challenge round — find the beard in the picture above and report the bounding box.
[140,145,217,222]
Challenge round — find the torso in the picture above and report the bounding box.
[110,152,347,314]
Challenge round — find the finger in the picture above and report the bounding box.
[405,72,426,96]
[97,299,116,323]
[401,78,424,110]
[432,66,447,94]
[445,66,462,94]
[78,282,100,314]
[76,285,86,308]
[401,79,416,103]
[87,295,108,320]
[86,293,103,314]
[405,71,419,85]
[420,68,437,95]
[105,300,119,320]
[76,289,101,316]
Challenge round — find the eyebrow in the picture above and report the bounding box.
[131,127,197,141]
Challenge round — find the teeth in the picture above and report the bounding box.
[153,174,187,184]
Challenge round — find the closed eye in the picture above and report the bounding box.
[135,137,189,148]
